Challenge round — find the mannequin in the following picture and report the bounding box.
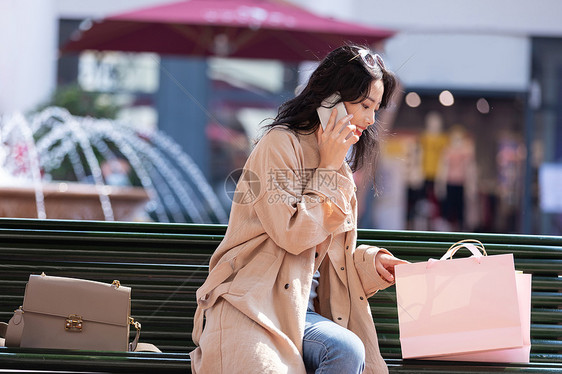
[419,111,448,227]
[436,125,477,231]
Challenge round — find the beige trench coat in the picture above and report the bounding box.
[191,127,393,374]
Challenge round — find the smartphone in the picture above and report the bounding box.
[316,93,349,130]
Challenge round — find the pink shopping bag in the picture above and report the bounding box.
[395,240,529,361]
[429,272,531,363]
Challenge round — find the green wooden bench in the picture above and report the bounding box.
[0,218,560,373]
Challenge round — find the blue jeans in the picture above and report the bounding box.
[303,309,365,374]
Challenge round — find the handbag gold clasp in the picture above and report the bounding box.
[65,314,83,332]
[129,316,141,331]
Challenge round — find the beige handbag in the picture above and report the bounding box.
[0,273,158,352]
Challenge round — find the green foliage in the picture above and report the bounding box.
[38,83,120,119]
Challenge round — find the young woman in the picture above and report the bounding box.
[191,44,408,374]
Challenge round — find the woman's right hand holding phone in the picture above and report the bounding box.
[316,108,359,170]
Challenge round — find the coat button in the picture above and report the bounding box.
[337,317,342,320]
[340,267,345,271]
[346,220,351,224]
[360,296,364,300]
[346,246,349,250]
[315,252,319,258]
[284,284,290,289]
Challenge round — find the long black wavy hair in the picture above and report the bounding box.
[264,44,398,183]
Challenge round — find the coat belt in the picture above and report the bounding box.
[192,260,235,345]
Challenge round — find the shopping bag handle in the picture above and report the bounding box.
[440,239,487,261]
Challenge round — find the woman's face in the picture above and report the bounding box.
[343,79,384,137]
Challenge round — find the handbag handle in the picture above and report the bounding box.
[440,239,487,261]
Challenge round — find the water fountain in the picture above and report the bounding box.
[0,107,227,223]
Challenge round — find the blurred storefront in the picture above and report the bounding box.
[349,32,533,233]
[363,35,562,235]
[364,89,527,234]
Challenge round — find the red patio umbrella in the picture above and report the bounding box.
[62,0,394,61]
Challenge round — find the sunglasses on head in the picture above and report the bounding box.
[349,48,385,70]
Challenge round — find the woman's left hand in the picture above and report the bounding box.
[375,252,409,283]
